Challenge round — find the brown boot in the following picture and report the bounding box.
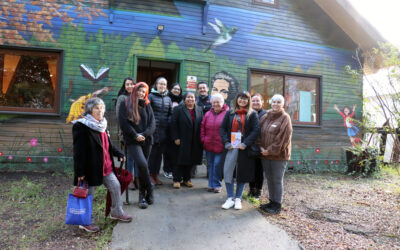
[134,177,140,189]
[128,180,136,190]
[149,174,157,185]
[154,174,163,185]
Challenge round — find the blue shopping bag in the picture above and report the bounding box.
[65,194,93,225]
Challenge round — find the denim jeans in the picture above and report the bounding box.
[127,153,138,178]
[206,151,224,188]
[225,181,245,199]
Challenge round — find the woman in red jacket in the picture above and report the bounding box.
[200,93,229,193]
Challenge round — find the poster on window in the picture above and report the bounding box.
[186,76,197,91]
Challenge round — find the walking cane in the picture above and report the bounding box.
[124,144,130,205]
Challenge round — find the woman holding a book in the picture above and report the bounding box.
[219,91,259,210]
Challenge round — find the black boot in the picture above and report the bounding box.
[145,185,154,205]
[249,188,256,197]
[264,201,281,214]
[260,199,273,211]
[254,189,262,200]
[138,191,148,209]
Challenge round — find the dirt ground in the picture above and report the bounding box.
[0,171,116,250]
[256,172,400,249]
[1,170,399,249]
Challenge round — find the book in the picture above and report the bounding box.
[231,132,242,149]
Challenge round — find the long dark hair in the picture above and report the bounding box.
[231,91,253,117]
[127,82,150,124]
[117,77,135,97]
[169,82,182,103]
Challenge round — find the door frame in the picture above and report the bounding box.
[132,55,184,86]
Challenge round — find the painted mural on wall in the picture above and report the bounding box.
[206,18,238,52]
[66,87,110,124]
[0,1,106,45]
[333,104,361,146]
[211,71,240,106]
[0,0,362,170]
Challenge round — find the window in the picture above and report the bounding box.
[0,47,61,114]
[250,70,320,125]
[253,0,278,7]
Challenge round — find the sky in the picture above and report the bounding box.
[348,0,400,47]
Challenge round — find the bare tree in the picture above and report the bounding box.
[349,43,400,171]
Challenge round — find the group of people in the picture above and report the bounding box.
[72,76,292,233]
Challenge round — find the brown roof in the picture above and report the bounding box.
[314,0,386,51]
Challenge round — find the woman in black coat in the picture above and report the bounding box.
[171,92,203,188]
[119,82,156,209]
[249,93,267,199]
[220,91,260,210]
[163,83,183,179]
[72,97,131,233]
[148,77,172,185]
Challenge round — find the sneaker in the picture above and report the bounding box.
[163,172,170,178]
[182,181,194,188]
[234,198,242,210]
[214,187,222,193]
[221,198,235,209]
[79,224,100,233]
[207,187,214,192]
[173,182,181,189]
[110,213,133,222]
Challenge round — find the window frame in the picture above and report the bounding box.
[248,68,322,127]
[0,45,64,116]
[252,0,279,8]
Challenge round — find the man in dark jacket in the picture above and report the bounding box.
[195,81,211,177]
[196,81,211,113]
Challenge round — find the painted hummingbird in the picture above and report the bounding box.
[206,18,238,52]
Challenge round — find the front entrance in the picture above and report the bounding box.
[137,59,180,90]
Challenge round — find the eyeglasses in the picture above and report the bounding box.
[172,87,180,91]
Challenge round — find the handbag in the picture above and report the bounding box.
[65,194,93,225]
[72,181,88,198]
[247,144,261,158]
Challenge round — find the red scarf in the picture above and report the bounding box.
[232,109,247,133]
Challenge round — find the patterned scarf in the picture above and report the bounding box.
[72,114,107,132]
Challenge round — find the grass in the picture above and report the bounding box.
[0,172,118,249]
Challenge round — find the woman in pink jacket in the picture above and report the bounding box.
[200,93,229,193]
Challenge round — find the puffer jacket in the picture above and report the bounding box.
[200,104,229,153]
[148,90,172,144]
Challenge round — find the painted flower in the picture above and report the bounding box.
[289,161,293,165]
[335,160,340,164]
[43,157,48,163]
[315,160,319,164]
[57,147,63,153]
[7,155,13,160]
[297,161,301,165]
[0,151,3,157]
[315,148,320,153]
[324,160,328,165]
[30,138,38,147]
[27,157,32,163]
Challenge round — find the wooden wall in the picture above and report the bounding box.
[0,0,362,170]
